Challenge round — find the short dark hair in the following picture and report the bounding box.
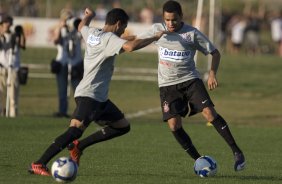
[163,0,183,17]
[73,18,81,30]
[105,8,129,25]
[14,25,24,34]
[0,14,13,24]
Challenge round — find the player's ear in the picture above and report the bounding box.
[179,13,183,20]
[116,20,122,29]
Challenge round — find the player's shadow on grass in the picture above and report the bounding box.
[218,175,282,181]
[77,172,282,182]
[78,171,193,180]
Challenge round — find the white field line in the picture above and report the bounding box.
[112,75,157,82]
[23,64,157,74]
[22,64,50,69]
[126,107,160,119]
[115,67,157,74]
[28,73,157,81]
[29,73,54,78]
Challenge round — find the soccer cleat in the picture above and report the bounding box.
[206,122,213,127]
[67,140,82,166]
[28,163,51,176]
[234,152,246,171]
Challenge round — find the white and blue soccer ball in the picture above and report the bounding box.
[51,157,78,183]
[194,155,217,178]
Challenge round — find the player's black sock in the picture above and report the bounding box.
[77,125,130,151]
[211,114,242,154]
[172,127,201,160]
[35,127,83,165]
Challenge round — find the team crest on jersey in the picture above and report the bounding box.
[179,33,192,43]
[87,34,100,46]
[163,101,170,113]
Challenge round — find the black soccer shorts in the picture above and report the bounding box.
[159,78,214,121]
[72,97,124,127]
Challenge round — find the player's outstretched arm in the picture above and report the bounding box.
[120,35,136,41]
[122,31,166,52]
[207,49,221,90]
[78,7,96,32]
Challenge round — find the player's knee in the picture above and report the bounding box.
[169,124,181,131]
[69,119,86,131]
[110,118,130,128]
[113,124,130,136]
[107,118,130,135]
[202,107,217,122]
[168,116,182,131]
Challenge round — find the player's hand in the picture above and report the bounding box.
[207,73,218,90]
[85,7,96,18]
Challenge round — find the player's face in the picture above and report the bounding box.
[163,12,182,32]
[1,22,12,32]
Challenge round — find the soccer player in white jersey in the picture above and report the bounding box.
[28,7,166,176]
[138,0,245,171]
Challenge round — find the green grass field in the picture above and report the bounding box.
[0,49,282,184]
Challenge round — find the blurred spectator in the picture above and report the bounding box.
[270,11,282,57]
[139,7,154,25]
[244,12,261,55]
[51,9,83,118]
[228,14,247,54]
[243,5,264,55]
[112,0,121,8]
[220,9,233,52]
[0,15,25,117]
[95,4,108,21]
[8,0,21,16]
[9,0,38,17]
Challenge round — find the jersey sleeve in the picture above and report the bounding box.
[137,23,164,39]
[104,33,127,57]
[80,26,90,41]
[137,26,154,39]
[194,29,216,55]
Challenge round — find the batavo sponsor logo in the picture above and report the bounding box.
[159,47,191,62]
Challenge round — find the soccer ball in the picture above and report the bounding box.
[194,155,217,178]
[51,157,78,183]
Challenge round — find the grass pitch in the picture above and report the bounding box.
[1,118,282,184]
[0,49,282,184]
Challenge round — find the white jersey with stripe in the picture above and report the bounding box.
[138,23,216,87]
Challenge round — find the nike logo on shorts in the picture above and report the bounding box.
[221,125,227,130]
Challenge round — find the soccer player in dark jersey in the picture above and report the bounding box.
[138,0,245,171]
[28,7,166,176]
